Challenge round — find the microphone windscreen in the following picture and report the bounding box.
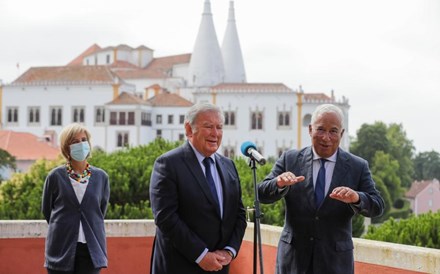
[240,141,256,156]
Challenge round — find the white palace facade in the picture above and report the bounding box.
[0,0,350,159]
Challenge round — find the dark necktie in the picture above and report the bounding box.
[203,157,220,207]
[315,158,327,208]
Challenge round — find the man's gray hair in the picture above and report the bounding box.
[311,104,345,128]
[185,102,225,127]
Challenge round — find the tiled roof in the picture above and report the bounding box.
[11,65,120,85]
[211,83,293,93]
[67,44,102,66]
[405,180,431,198]
[0,131,59,161]
[106,92,150,105]
[303,93,332,101]
[110,60,139,69]
[147,91,193,107]
[115,53,191,79]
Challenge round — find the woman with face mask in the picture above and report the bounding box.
[42,123,110,274]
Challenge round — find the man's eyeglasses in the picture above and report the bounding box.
[314,128,340,138]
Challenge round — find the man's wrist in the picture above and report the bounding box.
[224,249,234,259]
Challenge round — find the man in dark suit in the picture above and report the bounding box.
[150,103,247,273]
[258,104,385,274]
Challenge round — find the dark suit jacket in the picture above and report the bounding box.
[149,141,247,274]
[258,147,384,274]
[42,165,110,271]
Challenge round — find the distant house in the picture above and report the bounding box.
[0,130,60,179]
[405,179,440,215]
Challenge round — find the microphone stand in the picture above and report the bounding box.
[248,157,264,274]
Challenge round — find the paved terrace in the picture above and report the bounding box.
[0,220,439,274]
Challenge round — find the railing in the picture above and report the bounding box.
[0,220,439,274]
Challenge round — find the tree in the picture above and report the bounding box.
[350,122,389,164]
[371,151,402,203]
[386,124,415,188]
[89,138,181,219]
[0,158,61,219]
[0,149,16,181]
[413,150,440,181]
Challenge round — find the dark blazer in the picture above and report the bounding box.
[149,141,247,274]
[258,147,384,274]
[42,165,110,271]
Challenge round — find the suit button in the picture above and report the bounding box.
[310,237,314,241]
[315,216,319,220]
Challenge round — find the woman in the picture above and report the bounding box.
[42,123,110,274]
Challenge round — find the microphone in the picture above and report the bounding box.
[240,141,266,165]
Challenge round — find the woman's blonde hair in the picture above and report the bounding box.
[58,123,92,160]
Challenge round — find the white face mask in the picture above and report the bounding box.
[70,141,90,161]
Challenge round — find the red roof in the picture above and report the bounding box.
[67,44,102,66]
[12,65,120,85]
[405,180,432,198]
[0,131,59,161]
[115,53,191,79]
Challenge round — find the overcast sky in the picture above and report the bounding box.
[1,0,439,153]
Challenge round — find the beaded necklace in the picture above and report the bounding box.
[66,162,91,183]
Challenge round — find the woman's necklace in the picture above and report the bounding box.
[66,162,91,183]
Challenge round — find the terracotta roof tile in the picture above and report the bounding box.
[0,131,59,161]
[147,91,193,107]
[303,93,332,101]
[405,180,431,198]
[67,44,102,66]
[106,92,151,105]
[12,65,120,85]
[115,53,191,79]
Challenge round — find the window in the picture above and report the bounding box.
[141,112,152,126]
[223,147,235,158]
[117,132,129,147]
[278,111,291,127]
[49,106,63,126]
[106,54,111,64]
[168,115,173,124]
[95,106,105,124]
[179,115,185,124]
[179,133,185,141]
[251,111,263,130]
[225,111,236,126]
[156,129,162,138]
[28,106,40,125]
[128,112,135,125]
[156,115,162,125]
[110,111,135,125]
[110,112,117,125]
[119,112,126,125]
[72,106,85,123]
[6,107,19,124]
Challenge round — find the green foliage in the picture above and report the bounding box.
[364,211,440,249]
[386,124,415,188]
[88,138,181,219]
[0,139,180,220]
[352,214,365,237]
[371,151,403,203]
[350,122,416,223]
[350,122,390,164]
[234,157,285,226]
[0,148,16,181]
[413,150,440,181]
[0,158,62,219]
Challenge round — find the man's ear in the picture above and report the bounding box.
[185,122,193,137]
